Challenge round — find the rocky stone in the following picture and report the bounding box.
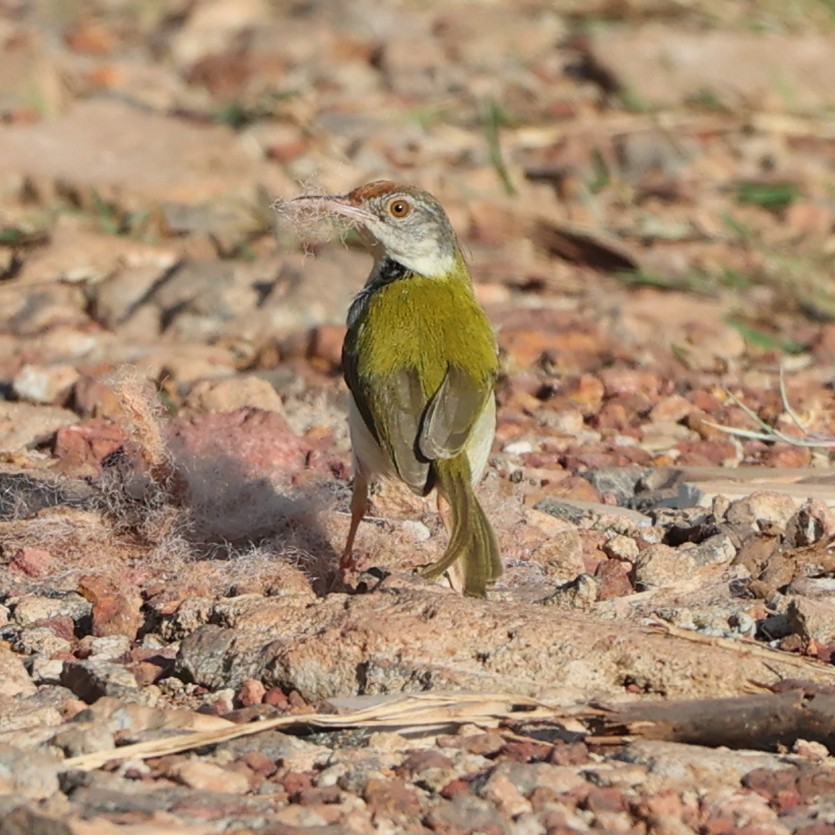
[12,593,92,628]
[49,722,115,758]
[595,558,635,600]
[182,375,284,415]
[0,403,78,453]
[166,407,306,482]
[13,222,176,286]
[161,407,315,544]
[539,574,600,609]
[217,730,329,773]
[9,547,55,578]
[520,507,585,584]
[0,807,76,834]
[479,770,532,817]
[12,363,80,406]
[603,534,640,562]
[0,472,97,520]
[151,261,261,342]
[786,597,835,645]
[176,584,828,705]
[3,283,89,337]
[0,744,61,800]
[632,543,697,590]
[786,498,835,548]
[581,466,648,504]
[153,344,238,386]
[425,793,512,834]
[176,625,254,691]
[166,758,251,794]
[648,394,697,424]
[85,635,132,661]
[60,659,140,703]
[91,263,173,332]
[688,533,737,567]
[78,577,143,641]
[0,647,36,698]
[0,98,287,206]
[725,491,799,533]
[29,657,65,685]
[52,419,128,476]
[592,27,835,111]
[535,497,652,533]
[785,577,835,598]
[0,686,67,736]
[307,323,347,372]
[363,776,424,826]
[236,677,266,707]
[16,626,73,658]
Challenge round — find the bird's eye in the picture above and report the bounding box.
[387,198,410,219]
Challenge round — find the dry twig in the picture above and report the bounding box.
[63,692,587,772]
[648,620,835,682]
[706,367,835,449]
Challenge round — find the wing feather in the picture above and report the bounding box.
[419,365,490,460]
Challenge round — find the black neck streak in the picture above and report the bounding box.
[347,256,411,328]
[368,256,410,291]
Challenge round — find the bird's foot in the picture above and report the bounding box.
[339,548,358,574]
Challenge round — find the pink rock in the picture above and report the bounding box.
[650,394,696,423]
[79,576,143,640]
[168,759,251,794]
[53,418,128,473]
[166,407,308,483]
[11,547,54,577]
[595,559,634,600]
[598,368,662,398]
[237,677,266,707]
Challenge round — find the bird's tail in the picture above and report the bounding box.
[422,454,502,597]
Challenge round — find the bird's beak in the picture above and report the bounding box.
[290,194,376,226]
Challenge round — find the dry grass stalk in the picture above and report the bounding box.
[272,182,354,244]
[706,367,835,450]
[648,619,835,682]
[107,368,175,484]
[63,693,587,772]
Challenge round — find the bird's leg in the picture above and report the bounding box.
[341,471,369,574]
[433,492,464,593]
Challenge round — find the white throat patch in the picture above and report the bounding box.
[396,248,455,278]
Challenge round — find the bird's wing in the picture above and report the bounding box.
[342,327,379,444]
[343,332,431,492]
[419,364,492,461]
[375,368,432,491]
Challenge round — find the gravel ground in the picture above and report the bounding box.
[1,1,835,832]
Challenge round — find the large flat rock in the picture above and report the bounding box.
[176,581,835,704]
[593,27,835,111]
[0,99,287,205]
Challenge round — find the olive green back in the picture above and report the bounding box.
[343,255,498,495]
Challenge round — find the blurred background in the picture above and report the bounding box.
[1,0,834,474]
[4,7,835,828]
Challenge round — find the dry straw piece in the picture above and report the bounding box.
[272,184,356,244]
[708,366,835,449]
[63,692,583,772]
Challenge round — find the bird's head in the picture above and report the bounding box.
[291,180,459,278]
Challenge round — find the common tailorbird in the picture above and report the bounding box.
[291,180,501,596]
